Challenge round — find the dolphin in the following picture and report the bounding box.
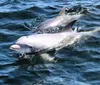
[32,7,84,33]
[10,27,100,56]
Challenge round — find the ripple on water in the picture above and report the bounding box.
[0,0,100,85]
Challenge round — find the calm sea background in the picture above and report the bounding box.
[0,0,100,85]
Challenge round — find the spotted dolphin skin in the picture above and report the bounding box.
[32,7,84,33]
[10,27,100,55]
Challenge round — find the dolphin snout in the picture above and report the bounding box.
[10,44,20,51]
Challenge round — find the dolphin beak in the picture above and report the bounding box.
[10,44,20,51]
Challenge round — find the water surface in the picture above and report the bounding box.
[0,0,100,85]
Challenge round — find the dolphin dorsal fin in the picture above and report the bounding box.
[58,7,66,17]
[61,20,77,32]
[74,27,78,32]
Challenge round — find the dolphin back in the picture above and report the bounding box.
[32,7,81,33]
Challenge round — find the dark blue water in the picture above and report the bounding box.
[0,0,100,85]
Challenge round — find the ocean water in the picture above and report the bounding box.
[0,0,100,85]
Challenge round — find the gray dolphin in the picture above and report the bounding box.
[32,7,83,33]
[10,27,100,55]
